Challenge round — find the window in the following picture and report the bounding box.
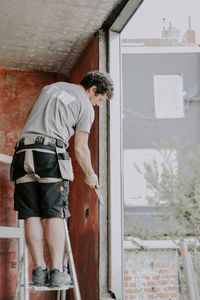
[153,74,184,119]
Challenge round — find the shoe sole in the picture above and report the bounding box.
[32,275,48,286]
[48,277,72,287]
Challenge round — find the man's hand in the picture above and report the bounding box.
[84,173,98,189]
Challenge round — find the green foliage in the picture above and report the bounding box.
[138,139,200,238]
[124,215,162,240]
[124,214,187,240]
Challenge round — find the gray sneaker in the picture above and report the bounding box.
[32,266,49,286]
[48,265,72,287]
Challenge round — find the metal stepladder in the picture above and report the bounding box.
[0,153,81,300]
[15,218,81,300]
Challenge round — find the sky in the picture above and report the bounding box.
[121,0,200,44]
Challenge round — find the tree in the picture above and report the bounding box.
[136,139,200,238]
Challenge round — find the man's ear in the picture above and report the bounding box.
[90,85,97,94]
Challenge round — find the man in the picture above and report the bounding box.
[10,70,113,287]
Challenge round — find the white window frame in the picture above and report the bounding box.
[107,1,144,298]
[108,30,124,299]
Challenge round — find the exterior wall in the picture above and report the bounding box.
[0,68,64,300]
[122,53,200,151]
[124,248,179,300]
[68,36,99,300]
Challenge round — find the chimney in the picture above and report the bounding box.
[183,16,196,43]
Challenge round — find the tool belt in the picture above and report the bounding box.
[10,135,74,182]
[16,135,65,148]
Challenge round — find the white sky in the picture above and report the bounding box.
[121,0,200,44]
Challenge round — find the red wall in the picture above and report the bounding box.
[68,37,99,300]
[0,69,62,300]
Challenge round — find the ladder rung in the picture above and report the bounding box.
[27,283,74,291]
[0,226,23,239]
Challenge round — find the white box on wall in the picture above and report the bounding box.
[153,74,184,119]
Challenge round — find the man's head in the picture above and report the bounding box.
[80,70,113,106]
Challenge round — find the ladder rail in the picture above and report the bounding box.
[18,220,25,300]
[15,255,24,300]
[63,218,82,300]
[0,223,25,300]
[57,290,61,300]
[59,254,68,300]
[24,245,29,300]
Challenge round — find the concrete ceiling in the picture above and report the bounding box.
[0,0,124,76]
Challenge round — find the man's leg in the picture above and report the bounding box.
[45,217,65,271]
[25,217,46,269]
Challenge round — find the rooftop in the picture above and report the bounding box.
[122,38,199,48]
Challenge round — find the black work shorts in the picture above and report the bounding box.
[11,142,70,219]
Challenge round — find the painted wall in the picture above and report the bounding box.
[68,36,99,300]
[122,53,200,151]
[0,69,63,300]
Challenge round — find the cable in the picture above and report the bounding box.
[123,108,155,120]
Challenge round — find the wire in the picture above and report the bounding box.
[123,108,155,120]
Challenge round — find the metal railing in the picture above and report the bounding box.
[179,241,200,300]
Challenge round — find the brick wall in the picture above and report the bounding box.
[0,68,64,300]
[124,242,179,300]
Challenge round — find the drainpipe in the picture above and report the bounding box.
[181,241,200,300]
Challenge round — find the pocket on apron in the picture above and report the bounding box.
[9,155,15,182]
[56,147,74,181]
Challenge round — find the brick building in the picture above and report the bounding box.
[124,240,179,300]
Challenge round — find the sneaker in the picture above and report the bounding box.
[48,265,72,287]
[32,266,49,286]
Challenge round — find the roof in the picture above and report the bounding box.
[122,38,199,48]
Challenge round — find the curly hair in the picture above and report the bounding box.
[80,70,113,100]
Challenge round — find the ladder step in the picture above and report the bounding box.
[0,226,23,239]
[21,284,74,291]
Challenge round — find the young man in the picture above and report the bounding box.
[10,70,113,286]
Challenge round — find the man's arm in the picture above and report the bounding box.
[74,130,98,188]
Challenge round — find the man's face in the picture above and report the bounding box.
[87,86,107,107]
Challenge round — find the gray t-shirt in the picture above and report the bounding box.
[20,82,94,147]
